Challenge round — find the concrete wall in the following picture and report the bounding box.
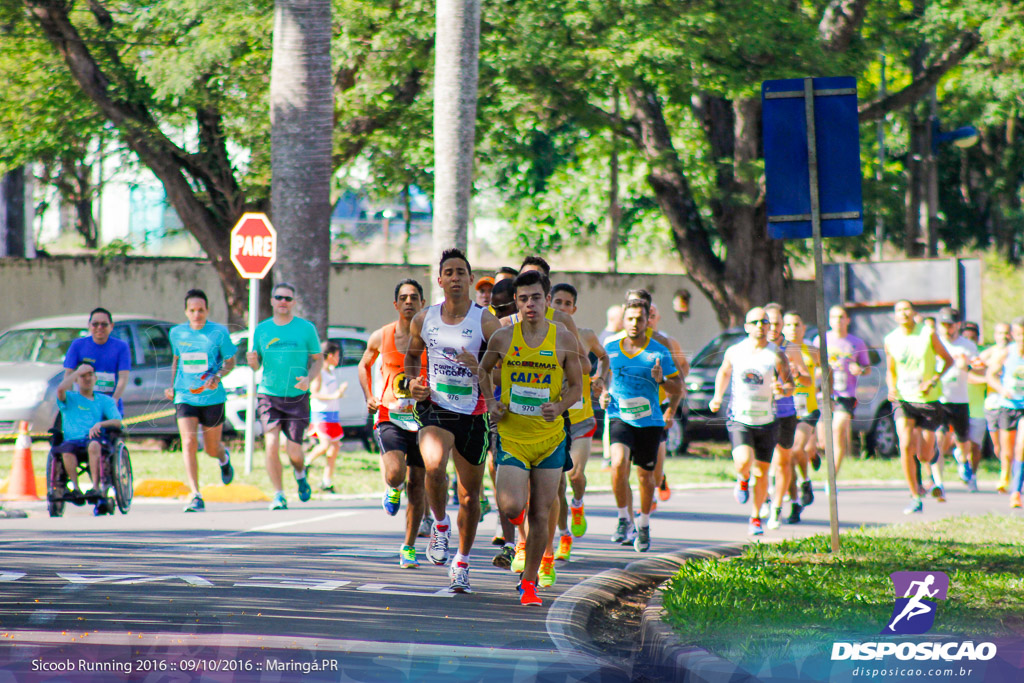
[0,256,793,355]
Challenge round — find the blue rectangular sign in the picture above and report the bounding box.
[762,76,864,239]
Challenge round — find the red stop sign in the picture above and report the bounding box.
[230,213,278,279]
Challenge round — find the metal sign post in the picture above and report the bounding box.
[245,279,259,475]
[763,76,864,553]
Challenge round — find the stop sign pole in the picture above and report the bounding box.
[229,213,278,474]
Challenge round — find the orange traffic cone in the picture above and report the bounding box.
[6,421,40,501]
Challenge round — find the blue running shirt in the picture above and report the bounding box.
[603,336,678,428]
[169,321,237,406]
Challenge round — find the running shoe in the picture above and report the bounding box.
[570,504,587,537]
[766,509,781,530]
[66,485,85,506]
[511,541,527,573]
[758,496,772,520]
[427,521,451,566]
[538,556,557,587]
[1011,492,1022,509]
[399,545,419,569]
[270,491,288,510]
[493,545,515,569]
[382,487,402,516]
[958,459,973,484]
[320,482,336,493]
[903,498,924,515]
[492,534,506,547]
[658,475,671,501]
[634,525,651,552]
[931,485,946,503]
[518,579,542,606]
[93,499,111,516]
[787,503,802,524]
[967,475,979,493]
[449,561,472,594]
[733,479,749,505]
[220,448,234,485]
[183,495,205,513]
[419,512,433,538]
[554,534,572,561]
[811,450,822,470]
[748,517,763,536]
[800,480,814,507]
[621,525,638,546]
[611,517,630,543]
[296,474,312,502]
[997,480,1009,494]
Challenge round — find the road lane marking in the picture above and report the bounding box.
[233,577,351,591]
[226,510,360,535]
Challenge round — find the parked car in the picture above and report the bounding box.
[682,327,898,457]
[0,314,177,437]
[222,326,374,446]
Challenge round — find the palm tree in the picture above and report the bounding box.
[432,0,480,299]
[270,0,333,334]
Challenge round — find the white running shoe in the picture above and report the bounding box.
[427,521,451,565]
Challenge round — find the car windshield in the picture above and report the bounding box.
[0,328,85,364]
[690,331,746,369]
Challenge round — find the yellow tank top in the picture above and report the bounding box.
[498,321,564,444]
[568,373,594,425]
[793,342,818,416]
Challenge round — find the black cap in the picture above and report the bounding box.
[962,321,979,334]
[938,307,959,324]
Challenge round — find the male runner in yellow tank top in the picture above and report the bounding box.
[478,270,583,605]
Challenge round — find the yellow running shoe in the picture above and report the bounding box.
[538,555,557,588]
[510,541,526,573]
[554,534,572,561]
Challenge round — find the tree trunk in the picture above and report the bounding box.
[270,0,333,336]
[433,0,480,299]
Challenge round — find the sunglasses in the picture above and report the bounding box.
[746,319,769,326]
[273,295,294,302]
[90,321,110,328]
[493,302,516,311]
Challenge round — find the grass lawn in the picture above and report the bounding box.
[660,515,1024,668]
[0,437,1006,499]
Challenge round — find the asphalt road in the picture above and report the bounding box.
[0,475,1013,682]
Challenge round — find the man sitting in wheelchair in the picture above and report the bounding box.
[55,362,122,511]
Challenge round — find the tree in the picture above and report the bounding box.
[270,0,333,334]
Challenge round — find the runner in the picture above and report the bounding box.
[958,321,986,493]
[708,306,794,535]
[494,266,519,283]
[764,303,805,528]
[985,317,1024,508]
[600,299,682,551]
[63,307,131,414]
[163,289,237,512]
[405,249,502,593]
[931,308,979,501]
[781,310,819,524]
[478,270,583,605]
[884,300,953,515]
[307,341,347,493]
[246,282,323,511]
[550,282,609,560]
[358,278,429,568]
[475,276,494,308]
[980,322,1012,492]
[814,306,870,476]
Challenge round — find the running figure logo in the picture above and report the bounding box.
[883,571,949,635]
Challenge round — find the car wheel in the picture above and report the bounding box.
[868,411,898,458]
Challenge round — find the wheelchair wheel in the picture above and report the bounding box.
[45,452,66,518]
[112,441,133,514]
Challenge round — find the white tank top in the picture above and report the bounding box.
[310,367,342,414]
[728,339,779,426]
[423,303,487,415]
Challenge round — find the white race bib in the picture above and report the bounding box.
[897,371,922,398]
[794,393,808,416]
[387,398,419,431]
[509,385,549,416]
[620,396,652,420]
[431,373,474,409]
[181,351,209,374]
[95,371,116,391]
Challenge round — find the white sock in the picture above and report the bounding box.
[453,552,469,566]
[571,497,583,508]
[219,453,229,466]
[557,527,569,537]
[617,507,629,519]
[435,514,451,530]
[638,513,650,527]
[295,471,306,480]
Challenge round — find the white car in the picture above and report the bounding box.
[222,326,374,447]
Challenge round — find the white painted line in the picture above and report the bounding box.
[227,510,360,535]
[0,629,597,667]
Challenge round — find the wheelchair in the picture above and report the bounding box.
[45,415,133,518]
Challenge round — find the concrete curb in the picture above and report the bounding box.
[546,543,746,679]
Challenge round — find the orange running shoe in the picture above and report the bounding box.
[1010,491,1022,509]
[554,534,572,561]
[658,475,671,501]
[518,579,542,606]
